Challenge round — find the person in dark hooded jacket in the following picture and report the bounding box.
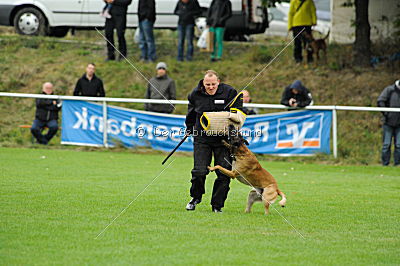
[206,0,232,61]
[31,82,61,145]
[377,80,400,166]
[280,80,313,108]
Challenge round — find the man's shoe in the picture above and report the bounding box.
[186,198,201,211]
[212,206,222,213]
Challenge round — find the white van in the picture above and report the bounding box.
[0,0,268,38]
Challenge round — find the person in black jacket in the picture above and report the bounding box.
[280,80,313,109]
[138,0,156,62]
[377,80,400,166]
[185,70,243,213]
[31,82,61,145]
[174,0,202,61]
[104,0,132,61]
[206,0,232,62]
[73,63,105,97]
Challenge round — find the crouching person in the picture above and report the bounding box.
[31,82,61,145]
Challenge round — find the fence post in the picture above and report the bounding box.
[102,101,108,148]
[332,107,338,158]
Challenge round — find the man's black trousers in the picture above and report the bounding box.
[105,14,127,59]
[190,141,232,209]
[292,26,313,63]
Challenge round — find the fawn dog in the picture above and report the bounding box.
[208,128,286,215]
[304,30,330,62]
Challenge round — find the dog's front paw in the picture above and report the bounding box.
[208,166,216,172]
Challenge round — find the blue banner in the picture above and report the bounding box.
[61,100,332,155]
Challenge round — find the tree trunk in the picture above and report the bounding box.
[353,0,371,67]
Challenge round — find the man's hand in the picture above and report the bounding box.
[289,98,297,107]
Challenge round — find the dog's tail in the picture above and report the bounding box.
[323,30,330,40]
[277,189,286,207]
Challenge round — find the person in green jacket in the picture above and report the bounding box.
[206,0,232,62]
[287,0,317,63]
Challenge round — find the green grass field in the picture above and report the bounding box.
[1,147,399,265]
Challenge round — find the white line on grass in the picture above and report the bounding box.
[223,157,306,239]
[94,27,176,111]
[224,27,305,109]
[94,158,176,239]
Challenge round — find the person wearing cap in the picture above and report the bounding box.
[377,80,400,166]
[31,82,62,145]
[184,70,243,213]
[144,62,176,113]
[280,80,313,109]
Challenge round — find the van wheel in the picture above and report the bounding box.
[13,7,48,36]
[49,27,70,38]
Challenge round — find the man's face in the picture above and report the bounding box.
[182,0,189,3]
[203,75,219,95]
[291,89,299,94]
[86,64,95,76]
[42,84,53,95]
[157,68,166,77]
[242,91,251,103]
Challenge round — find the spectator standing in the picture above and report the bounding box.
[73,63,105,97]
[138,0,157,62]
[287,0,316,64]
[145,62,176,113]
[174,0,202,61]
[280,80,313,108]
[206,0,232,62]
[31,82,61,145]
[377,80,400,166]
[104,0,132,61]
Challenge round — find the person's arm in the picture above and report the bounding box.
[144,83,151,110]
[310,0,317,25]
[280,87,290,106]
[112,0,132,7]
[185,93,196,135]
[220,1,232,23]
[174,1,180,16]
[298,88,312,107]
[377,87,391,117]
[73,79,81,96]
[206,1,213,26]
[192,0,202,17]
[287,0,295,31]
[169,80,176,100]
[98,80,105,97]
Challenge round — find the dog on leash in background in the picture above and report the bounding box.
[304,30,330,62]
[208,127,286,215]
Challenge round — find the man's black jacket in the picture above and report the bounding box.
[109,0,132,16]
[185,80,243,143]
[138,0,156,22]
[73,74,105,97]
[377,83,400,127]
[206,0,232,28]
[174,0,202,26]
[35,93,61,121]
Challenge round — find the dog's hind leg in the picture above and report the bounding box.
[262,185,278,215]
[208,165,238,179]
[245,188,263,213]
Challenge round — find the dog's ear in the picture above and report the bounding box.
[244,139,249,146]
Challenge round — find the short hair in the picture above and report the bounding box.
[205,69,219,79]
[88,63,96,67]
